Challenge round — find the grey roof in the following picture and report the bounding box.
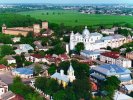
[102,34,126,41]
[92,64,131,76]
[0,91,15,100]
[51,72,69,83]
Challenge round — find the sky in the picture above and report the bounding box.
[0,0,133,4]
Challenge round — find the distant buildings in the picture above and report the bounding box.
[101,27,118,35]
[51,63,76,88]
[70,26,131,51]
[2,21,48,36]
[100,52,132,68]
[90,64,132,85]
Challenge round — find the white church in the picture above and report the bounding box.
[70,26,132,51]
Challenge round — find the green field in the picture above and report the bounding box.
[18,10,133,26]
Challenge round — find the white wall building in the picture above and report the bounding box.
[70,26,128,51]
[0,80,8,96]
[100,52,132,68]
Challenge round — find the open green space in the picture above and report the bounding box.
[18,10,133,26]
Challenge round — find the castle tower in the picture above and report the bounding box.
[2,24,7,33]
[67,63,75,82]
[33,24,41,34]
[42,22,48,29]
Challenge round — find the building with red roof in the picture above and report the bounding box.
[100,52,132,68]
[0,65,7,71]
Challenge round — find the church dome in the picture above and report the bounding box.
[82,26,90,37]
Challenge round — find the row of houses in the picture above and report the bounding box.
[81,50,132,68]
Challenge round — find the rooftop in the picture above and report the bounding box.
[12,67,33,75]
[92,64,131,76]
[101,51,120,59]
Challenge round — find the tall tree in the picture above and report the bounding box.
[75,42,85,53]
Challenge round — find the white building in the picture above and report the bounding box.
[4,55,16,65]
[70,26,128,51]
[0,80,8,96]
[100,52,132,68]
[101,27,117,35]
[80,49,110,60]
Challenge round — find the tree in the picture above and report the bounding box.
[0,58,8,66]
[53,90,66,100]
[106,46,112,50]
[34,77,47,92]
[10,77,41,100]
[34,64,42,75]
[27,31,34,37]
[73,78,92,100]
[0,45,14,57]
[101,76,120,98]
[48,64,57,75]
[75,42,85,53]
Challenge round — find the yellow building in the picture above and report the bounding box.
[51,64,76,88]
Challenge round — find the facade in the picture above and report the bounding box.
[100,52,132,68]
[2,21,48,36]
[0,80,8,96]
[4,55,16,65]
[80,49,109,60]
[70,26,130,51]
[126,51,133,60]
[51,64,76,88]
[101,27,118,35]
[90,64,132,85]
[0,65,7,71]
[113,91,133,100]
[12,67,33,78]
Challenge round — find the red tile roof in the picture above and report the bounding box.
[0,65,7,69]
[31,54,43,59]
[10,95,24,100]
[101,52,120,59]
[59,54,69,60]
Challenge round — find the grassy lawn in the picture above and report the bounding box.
[18,10,133,27]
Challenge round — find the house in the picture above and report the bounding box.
[4,56,16,65]
[0,65,7,71]
[15,44,34,55]
[80,50,109,60]
[12,67,33,78]
[34,41,53,51]
[58,54,70,61]
[101,27,117,35]
[27,54,49,63]
[41,29,53,37]
[0,91,24,100]
[90,64,132,85]
[51,63,76,88]
[100,52,132,68]
[0,80,8,96]
[120,84,133,94]
[126,51,133,60]
[113,91,133,100]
